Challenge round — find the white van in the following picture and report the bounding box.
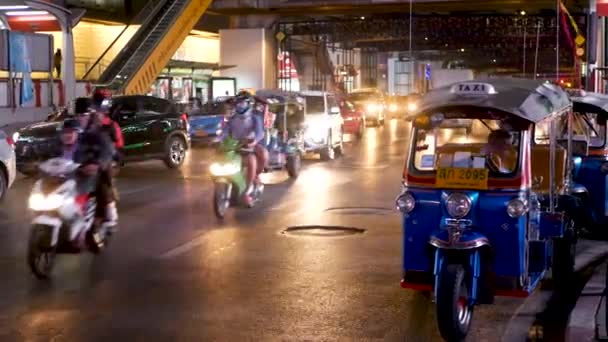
[300,91,344,160]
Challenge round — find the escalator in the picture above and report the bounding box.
[95,0,212,95]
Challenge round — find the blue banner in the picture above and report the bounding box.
[9,32,33,104]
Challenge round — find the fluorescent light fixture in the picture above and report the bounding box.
[0,5,29,10]
[5,10,49,16]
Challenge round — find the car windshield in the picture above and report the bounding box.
[413,118,521,176]
[348,92,376,105]
[305,96,325,114]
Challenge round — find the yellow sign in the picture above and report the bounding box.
[575,35,586,47]
[435,168,489,190]
[275,31,286,42]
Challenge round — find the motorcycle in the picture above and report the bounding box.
[210,137,264,219]
[26,158,110,279]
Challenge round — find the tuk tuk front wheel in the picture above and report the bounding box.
[286,154,301,179]
[436,264,473,342]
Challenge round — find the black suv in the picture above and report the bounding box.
[15,95,190,175]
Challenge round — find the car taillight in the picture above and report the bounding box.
[180,113,190,131]
[6,137,14,147]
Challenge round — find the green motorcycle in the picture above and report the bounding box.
[210,137,264,219]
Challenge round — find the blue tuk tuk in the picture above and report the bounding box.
[396,79,580,341]
[566,90,608,237]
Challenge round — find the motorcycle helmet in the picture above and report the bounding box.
[62,118,81,132]
[234,93,253,115]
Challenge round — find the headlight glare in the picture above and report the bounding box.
[389,104,398,112]
[210,162,240,176]
[28,193,64,211]
[366,103,378,112]
[396,192,415,213]
[446,193,472,218]
[507,198,528,218]
[407,102,418,112]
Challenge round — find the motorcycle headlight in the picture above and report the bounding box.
[507,198,528,218]
[210,162,240,176]
[28,193,64,211]
[446,193,471,218]
[389,104,398,112]
[366,103,379,112]
[396,192,416,213]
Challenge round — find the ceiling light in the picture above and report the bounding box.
[5,10,49,16]
[0,5,29,10]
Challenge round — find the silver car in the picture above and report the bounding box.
[0,130,17,200]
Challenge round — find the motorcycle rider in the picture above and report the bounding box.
[73,103,116,229]
[222,92,268,205]
[89,90,119,228]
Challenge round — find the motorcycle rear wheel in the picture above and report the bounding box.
[27,225,56,279]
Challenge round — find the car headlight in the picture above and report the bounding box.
[366,103,379,112]
[389,104,398,112]
[396,192,416,213]
[12,132,20,142]
[210,162,241,176]
[215,129,222,136]
[446,193,471,218]
[407,102,418,112]
[305,122,327,142]
[507,198,528,218]
[28,193,64,211]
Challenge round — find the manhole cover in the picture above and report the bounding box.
[324,206,393,215]
[282,225,366,237]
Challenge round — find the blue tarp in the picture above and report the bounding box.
[9,32,34,104]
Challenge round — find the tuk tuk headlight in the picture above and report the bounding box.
[507,198,528,218]
[396,192,415,213]
[446,193,471,218]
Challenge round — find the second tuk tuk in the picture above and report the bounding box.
[396,79,581,341]
[566,90,608,237]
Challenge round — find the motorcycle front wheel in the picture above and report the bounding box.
[213,182,231,219]
[27,225,56,279]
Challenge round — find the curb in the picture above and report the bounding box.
[566,261,607,341]
[502,242,608,342]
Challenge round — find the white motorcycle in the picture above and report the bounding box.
[27,158,110,279]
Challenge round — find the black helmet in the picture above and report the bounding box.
[234,92,253,115]
[62,118,81,131]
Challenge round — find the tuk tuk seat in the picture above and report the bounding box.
[531,145,567,194]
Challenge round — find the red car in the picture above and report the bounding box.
[340,100,365,139]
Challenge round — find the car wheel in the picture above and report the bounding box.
[164,136,187,169]
[320,132,335,161]
[356,121,364,139]
[334,129,344,157]
[0,167,6,202]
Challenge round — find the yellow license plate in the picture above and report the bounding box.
[435,168,489,190]
[194,130,208,137]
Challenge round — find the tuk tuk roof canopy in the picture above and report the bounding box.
[570,91,608,116]
[415,78,571,123]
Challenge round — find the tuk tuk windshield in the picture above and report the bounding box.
[413,118,521,175]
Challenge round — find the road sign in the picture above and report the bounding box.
[275,31,286,42]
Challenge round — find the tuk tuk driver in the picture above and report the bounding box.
[481,129,517,173]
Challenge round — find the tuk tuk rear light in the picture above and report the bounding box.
[446,193,471,218]
[396,192,415,213]
[507,198,528,218]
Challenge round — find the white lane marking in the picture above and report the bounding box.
[159,237,236,260]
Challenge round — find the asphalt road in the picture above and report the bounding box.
[0,120,535,341]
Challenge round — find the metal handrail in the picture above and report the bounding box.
[84,0,167,82]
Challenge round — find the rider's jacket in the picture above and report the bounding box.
[222,109,264,143]
[73,127,114,169]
